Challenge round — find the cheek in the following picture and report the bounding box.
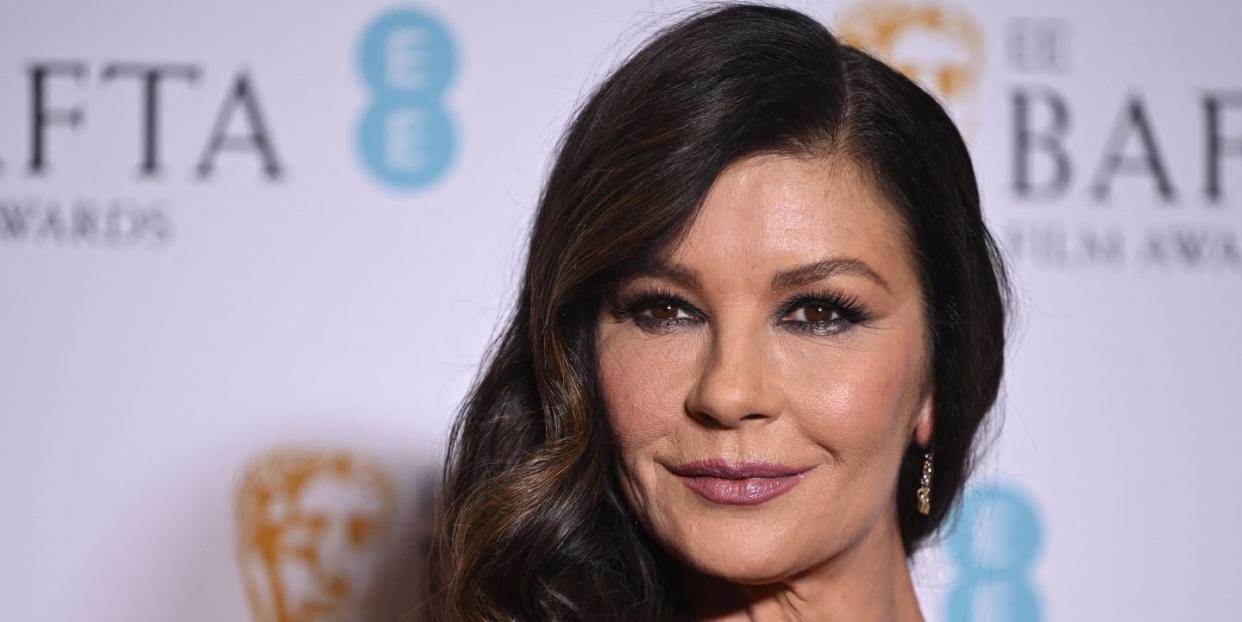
[597,329,706,523]
[779,328,927,459]
[597,331,698,451]
[765,330,926,567]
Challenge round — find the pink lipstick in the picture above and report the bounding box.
[666,459,814,506]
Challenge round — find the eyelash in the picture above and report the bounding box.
[611,285,871,337]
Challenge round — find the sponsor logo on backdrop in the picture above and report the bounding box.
[355,7,458,190]
[837,3,985,142]
[236,449,396,622]
[943,482,1045,622]
[0,62,283,250]
[837,1,1242,273]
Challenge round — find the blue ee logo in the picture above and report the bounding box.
[356,8,457,189]
[943,483,1045,622]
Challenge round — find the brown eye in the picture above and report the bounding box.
[617,290,701,331]
[648,302,681,321]
[789,303,841,324]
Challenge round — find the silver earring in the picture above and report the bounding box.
[916,450,933,515]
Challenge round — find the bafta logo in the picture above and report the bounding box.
[836,2,986,142]
[236,449,396,622]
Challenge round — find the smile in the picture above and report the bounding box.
[666,459,815,506]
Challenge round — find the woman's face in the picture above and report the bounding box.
[596,153,933,583]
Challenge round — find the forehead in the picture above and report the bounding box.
[667,153,914,287]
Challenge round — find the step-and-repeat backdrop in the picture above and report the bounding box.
[2,1,1238,620]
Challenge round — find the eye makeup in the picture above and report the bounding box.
[608,284,873,336]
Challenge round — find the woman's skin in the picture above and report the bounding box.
[596,153,934,621]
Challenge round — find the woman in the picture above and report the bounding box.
[432,3,1010,620]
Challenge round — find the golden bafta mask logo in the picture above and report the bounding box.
[236,449,396,622]
[835,2,985,141]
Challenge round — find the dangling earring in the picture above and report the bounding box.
[916,450,933,515]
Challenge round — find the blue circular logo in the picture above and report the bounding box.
[944,483,1044,621]
[356,8,457,189]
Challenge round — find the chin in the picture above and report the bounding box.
[683,547,810,585]
[661,519,829,585]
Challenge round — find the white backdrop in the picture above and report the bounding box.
[1,1,1239,620]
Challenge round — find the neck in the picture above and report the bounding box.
[679,508,923,622]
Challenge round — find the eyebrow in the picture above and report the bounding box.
[633,255,891,293]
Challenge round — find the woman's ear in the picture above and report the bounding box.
[913,387,934,448]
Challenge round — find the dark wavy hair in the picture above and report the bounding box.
[430,3,1010,620]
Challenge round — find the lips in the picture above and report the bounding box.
[666,459,814,506]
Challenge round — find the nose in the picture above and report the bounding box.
[684,320,784,428]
